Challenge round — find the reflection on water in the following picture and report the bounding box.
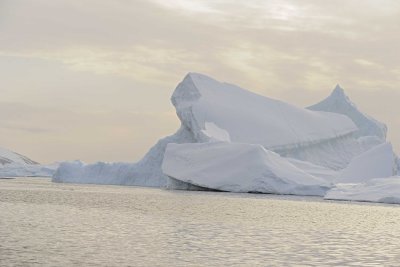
[1,178,400,266]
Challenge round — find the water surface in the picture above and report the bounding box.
[1,178,400,266]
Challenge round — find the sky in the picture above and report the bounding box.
[1,0,400,164]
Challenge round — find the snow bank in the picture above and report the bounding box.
[325,177,400,204]
[162,142,330,196]
[336,143,395,183]
[308,85,387,140]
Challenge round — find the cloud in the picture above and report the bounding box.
[1,0,400,161]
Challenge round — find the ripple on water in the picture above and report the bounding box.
[1,178,400,266]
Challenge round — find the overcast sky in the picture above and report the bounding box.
[1,0,400,163]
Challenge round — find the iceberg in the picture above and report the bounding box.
[0,147,38,166]
[162,142,330,196]
[308,85,387,140]
[53,73,359,185]
[0,147,57,177]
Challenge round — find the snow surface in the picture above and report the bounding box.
[308,85,387,140]
[325,177,400,204]
[162,142,330,196]
[336,143,395,183]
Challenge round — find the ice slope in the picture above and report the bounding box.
[336,142,395,183]
[0,147,38,165]
[308,85,387,140]
[325,178,400,204]
[173,73,357,150]
[162,142,330,196]
[53,126,196,186]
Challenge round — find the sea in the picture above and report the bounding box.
[1,177,400,266]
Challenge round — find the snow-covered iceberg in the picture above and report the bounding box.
[0,147,57,177]
[0,147,38,166]
[53,73,360,185]
[308,85,387,140]
[163,142,330,196]
[325,177,400,204]
[52,73,399,203]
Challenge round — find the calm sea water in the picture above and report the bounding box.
[1,178,400,266]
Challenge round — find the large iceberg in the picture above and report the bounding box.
[162,142,330,196]
[53,73,359,185]
[308,85,387,140]
[52,73,399,203]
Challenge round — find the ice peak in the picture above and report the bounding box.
[331,84,347,99]
[184,72,212,82]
